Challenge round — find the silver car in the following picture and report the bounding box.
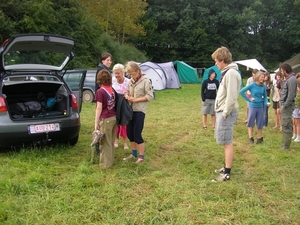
[0,34,86,148]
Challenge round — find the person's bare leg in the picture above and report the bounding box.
[202,114,207,128]
[278,109,282,130]
[257,129,262,138]
[123,137,128,149]
[131,142,137,150]
[211,115,216,128]
[137,142,145,156]
[296,119,300,136]
[135,142,145,163]
[224,143,234,169]
[273,109,278,128]
[248,127,253,138]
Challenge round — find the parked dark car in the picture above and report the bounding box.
[64,69,96,103]
[0,34,86,148]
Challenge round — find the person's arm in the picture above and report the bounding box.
[222,71,241,118]
[263,87,268,106]
[94,101,102,131]
[127,79,154,103]
[201,80,207,102]
[284,78,297,107]
[239,84,252,102]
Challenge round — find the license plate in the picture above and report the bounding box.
[28,123,60,134]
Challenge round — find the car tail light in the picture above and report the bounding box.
[71,94,78,109]
[0,97,7,112]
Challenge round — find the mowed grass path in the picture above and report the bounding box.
[0,84,299,224]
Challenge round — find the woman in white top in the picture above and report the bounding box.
[112,64,130,149]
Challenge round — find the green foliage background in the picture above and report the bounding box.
[1,0,300,72]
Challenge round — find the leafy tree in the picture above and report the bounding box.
[79,0,147,44]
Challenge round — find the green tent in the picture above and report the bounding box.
[173,60,199,83]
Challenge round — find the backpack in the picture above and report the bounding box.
[114,90,133,125]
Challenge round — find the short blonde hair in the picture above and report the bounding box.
[113,63,125,74]
[211,46,232,64]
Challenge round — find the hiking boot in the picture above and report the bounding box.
[214,167,225,174]
[256,137,263,144]
[249,137,254,144]
[212,173,230,182]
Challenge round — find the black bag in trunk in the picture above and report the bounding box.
[10,101,42,118]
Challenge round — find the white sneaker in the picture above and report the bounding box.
[294,137,300,142]
[292,134,297,139]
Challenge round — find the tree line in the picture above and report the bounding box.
[1,0,300,72]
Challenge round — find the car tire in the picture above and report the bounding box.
[83,90,94,103]
[68,135,79,146]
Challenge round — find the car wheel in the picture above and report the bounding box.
[68,135,79,146]
[83,90,94,103]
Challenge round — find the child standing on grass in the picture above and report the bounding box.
[211,46,241,182]
[292,74,300,142]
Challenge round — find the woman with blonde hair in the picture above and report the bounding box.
[240,71,268,144]
[123,61,154,163]
[112,63,130,149]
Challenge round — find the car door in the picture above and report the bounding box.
[63,70,86,113]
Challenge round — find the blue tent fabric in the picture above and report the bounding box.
[201,65,221,84]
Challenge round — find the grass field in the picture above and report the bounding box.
[1,84,300,225]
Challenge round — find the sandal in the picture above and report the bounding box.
[135,157,144,164]
[203,127,207,130]
[123,154,135,161]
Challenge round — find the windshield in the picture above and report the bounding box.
[4,50,67,67]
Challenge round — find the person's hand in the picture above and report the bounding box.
[128,96,138,103]
[267,102,271,107]
[249,97,255,102]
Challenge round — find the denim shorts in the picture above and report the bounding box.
[292,108,300,119]
[215,109,238,145]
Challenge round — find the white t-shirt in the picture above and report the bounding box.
[112,77,130,94]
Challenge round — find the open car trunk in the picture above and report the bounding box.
[3,82,70,120]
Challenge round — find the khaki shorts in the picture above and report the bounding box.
[201,99,216,115]
[215,109,238,144]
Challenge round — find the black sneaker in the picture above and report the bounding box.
[256,137,263,144]
[249,137,254,144]
[212,173,230,182]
